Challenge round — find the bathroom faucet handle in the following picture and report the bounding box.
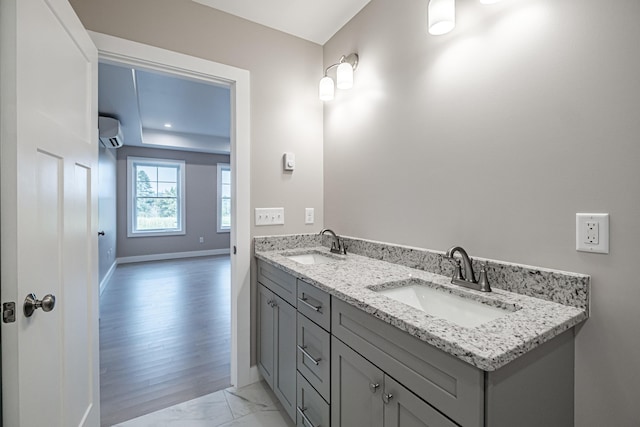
[339,238,348,255]
[447,257,465,281]
[478,263,491,292]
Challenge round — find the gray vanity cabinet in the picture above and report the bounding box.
[331,337,384,427]
[297,312,331,401]
[257,284,275,387]
[297,372,330,427]
[257,283,297,421]
[383,376,457,427]
[332,337,456,427]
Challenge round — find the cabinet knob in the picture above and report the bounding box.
[382,392,393,404]
[369,383,380,393]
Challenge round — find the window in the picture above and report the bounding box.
[217,163,231,232]
[127,157,186,237]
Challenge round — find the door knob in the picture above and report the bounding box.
[24,293,56,317]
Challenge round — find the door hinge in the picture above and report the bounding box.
[3,302,16,323]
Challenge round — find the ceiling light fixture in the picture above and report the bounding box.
[479,0,501,4]
[164,123,172,128]
[319,53,359,102]
[428,0,455,35]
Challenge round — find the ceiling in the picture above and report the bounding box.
[192,0,371,45]
[98,62,231,154]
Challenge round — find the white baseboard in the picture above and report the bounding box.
[249,365,262,385]
[99,260,118,296]
[117,248,231,265]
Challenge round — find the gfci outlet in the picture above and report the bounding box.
[576,213,609,254]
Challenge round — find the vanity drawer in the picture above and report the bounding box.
[257,260,297,306]
[297,372,330,427]
[331,297,484,427]
[297,279,331,331]
[297,312,331,402]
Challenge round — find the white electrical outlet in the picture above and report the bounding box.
[576,213,609,254]
[255,208,285,226]
[585,222,598,244]
[305,208,314,224]
[199,236,204,243]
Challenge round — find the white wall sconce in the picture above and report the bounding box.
[428,0,504,36]
[428,0,455,35]
[319,53,359,102]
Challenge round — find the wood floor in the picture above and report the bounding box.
[99,256,231,427]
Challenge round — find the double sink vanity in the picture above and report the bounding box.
[255,233,589,427]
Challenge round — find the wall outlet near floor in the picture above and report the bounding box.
[255,208,285,226]
[305,208,314,224]
[199,237,204,244]
[576,213,609,254]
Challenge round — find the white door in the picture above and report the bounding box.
[1,0,100,426]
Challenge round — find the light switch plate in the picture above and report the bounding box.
[255,208,285,226]
[576,213,609,254]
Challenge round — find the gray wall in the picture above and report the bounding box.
[323,0,640,425]
[116,146,230,258]
[98,147,117,283]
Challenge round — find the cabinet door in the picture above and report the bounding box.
[274,294,297,421]
[383,376,458,427]
[257,284,275,388]
[332,337,384,427]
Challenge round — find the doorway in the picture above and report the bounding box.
[91,31,254,421]
[97,58,235,425]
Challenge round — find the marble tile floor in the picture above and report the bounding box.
[112,381,295,427]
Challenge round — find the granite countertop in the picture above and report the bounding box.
[255,244,588,372]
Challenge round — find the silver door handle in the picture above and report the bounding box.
[24,293,56,317]
[297,406,319,427]
[369,383,380,393]
[297,345,321,365]
[382,392,393,404]
[297,296,321,312]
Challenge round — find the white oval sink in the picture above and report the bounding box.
[285,251,343,265]
[374,280,513,328]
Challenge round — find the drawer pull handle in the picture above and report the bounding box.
[297,345,321,365]
[298,296,322,312]
[382,392,393,404]
[297,406,319,427]
[369,383,380,393]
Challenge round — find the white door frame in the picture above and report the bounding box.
[90,32,256,388]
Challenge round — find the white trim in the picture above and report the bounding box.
[217,163,231,233]
[90,32,253,388]
[127,156,186,237]
[99,260,118,296]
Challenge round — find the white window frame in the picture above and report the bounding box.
[217,163,231,233]
[127,156,186,237]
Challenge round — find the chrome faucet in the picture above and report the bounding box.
[444,246,491,292]
[319,229,347,255]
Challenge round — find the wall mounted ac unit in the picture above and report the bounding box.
[98,116,124,148]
